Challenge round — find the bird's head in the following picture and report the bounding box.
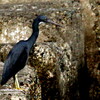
[37,15,63,27]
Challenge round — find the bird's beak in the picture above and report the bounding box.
[47,19,63,27]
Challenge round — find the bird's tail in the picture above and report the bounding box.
[0,79,3,88]
[0,80,4,86]
[0,76,9,86]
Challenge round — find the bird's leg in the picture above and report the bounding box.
[13,74,20,89]
[13,75,25,91]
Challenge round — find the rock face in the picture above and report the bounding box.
[0,89,27,100]
[0,0,62,4]
[0,60,41,100]
[81,0,100,99]
[29,42,74,100]
[0,0,99,100]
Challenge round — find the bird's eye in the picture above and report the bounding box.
[45,18,48,21]
[44,18,47,20]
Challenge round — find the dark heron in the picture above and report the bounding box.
[0,15,62,89]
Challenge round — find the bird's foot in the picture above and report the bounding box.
[15,87,26,91]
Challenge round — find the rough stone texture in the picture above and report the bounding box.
[81,0,100,99]
[0,42,73,100]
[0,0,84,99]
[0,61,41,100]
[0,89,27,100]
[0,0,65,4]
[29,42,74,100]
[0,0,99,100]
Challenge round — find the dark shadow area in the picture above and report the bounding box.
[78,60,91,100]
[41,77,61,100]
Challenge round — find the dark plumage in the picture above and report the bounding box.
[0,15,62,88]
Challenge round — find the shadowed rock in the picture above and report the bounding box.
[1,0,100,100]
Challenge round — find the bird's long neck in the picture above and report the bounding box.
[27,19,40,49]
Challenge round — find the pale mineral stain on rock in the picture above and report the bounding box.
[0,0,100,99]
[1,21,31,43]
